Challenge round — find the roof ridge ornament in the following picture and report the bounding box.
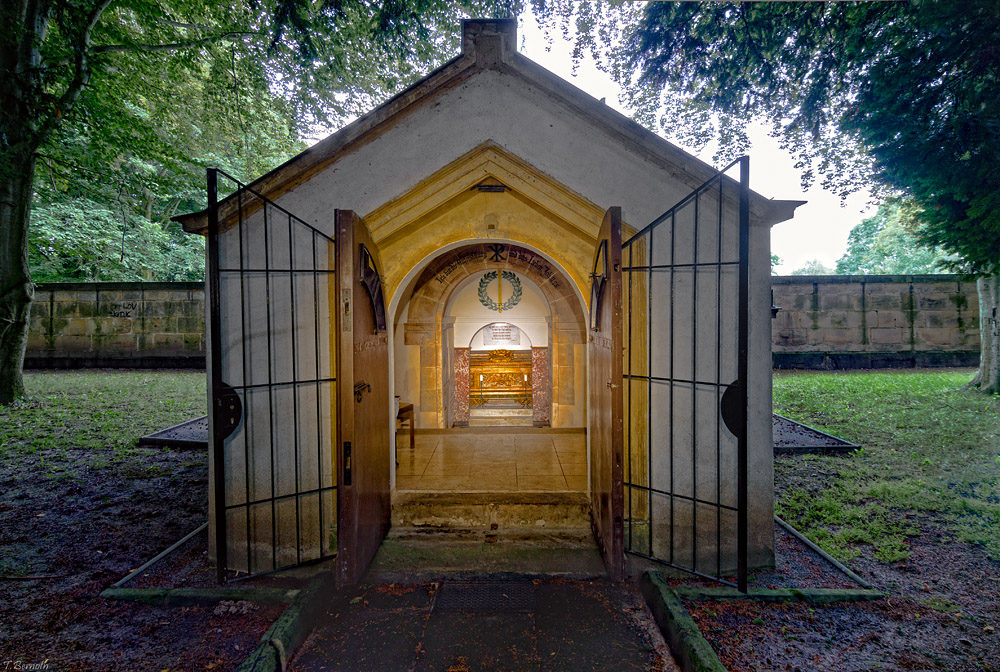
[462,18,516,69]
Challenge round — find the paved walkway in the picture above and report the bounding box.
[288,578,677,672]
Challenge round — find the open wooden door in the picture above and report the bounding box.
[335,210,391,587]
[589,207,625,581]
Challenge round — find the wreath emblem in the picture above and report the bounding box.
[478,270,523,312]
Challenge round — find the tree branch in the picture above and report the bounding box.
[34,0,113,144]
[93,31,259,54]
[155,17,214,31]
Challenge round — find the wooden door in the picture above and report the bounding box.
[335,210,391,587]
[589,207,625,581]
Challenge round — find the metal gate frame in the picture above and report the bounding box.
[620,157,749,591]
[207,168,337,583]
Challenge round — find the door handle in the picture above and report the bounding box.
[354,381,371,403]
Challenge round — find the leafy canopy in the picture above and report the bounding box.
[629,1,1000,275]
[836,199,947,276]
[14,0,521,282]
[788,260,833,277]
[534,1,1000,275]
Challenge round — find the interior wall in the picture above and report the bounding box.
[393,302,421,416]
[448,272,550,349]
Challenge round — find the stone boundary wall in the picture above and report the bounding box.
[23,277,982,370]
[771,275,980,369]
[25,282,205,369]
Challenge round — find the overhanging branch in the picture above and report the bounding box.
[93,31,259,54]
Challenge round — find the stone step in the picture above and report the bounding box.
[470,407,532,416]
[391,491,591,530]
[367,526,607,582]
[467,417,534,427]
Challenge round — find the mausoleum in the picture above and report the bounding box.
[178,18,801,588]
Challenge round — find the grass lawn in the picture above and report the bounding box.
[3,368,996,568]
[0,370,206,475]
[773,368,1000,564]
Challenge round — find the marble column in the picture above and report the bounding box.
[453,347,470,426]
[531,347,550,426]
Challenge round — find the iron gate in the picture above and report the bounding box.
[207,168,337,582]
[621,157,749,591]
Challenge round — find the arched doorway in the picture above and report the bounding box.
[390,242,588,496]
[392,242,587,431]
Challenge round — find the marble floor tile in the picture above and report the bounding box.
[517,474,568,491]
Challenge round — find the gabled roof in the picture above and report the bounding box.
[177,19,801,235]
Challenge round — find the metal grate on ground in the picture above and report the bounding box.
[138,415,208,449]
[434,581,536,613]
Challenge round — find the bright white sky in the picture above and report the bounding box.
[515,16,876,275]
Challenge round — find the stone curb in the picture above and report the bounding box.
[99,587,299,607]
[236,572,333,672]
[672,586,883,604]
[640,573,727,672]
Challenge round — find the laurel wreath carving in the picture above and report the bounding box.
[478,270,522,312]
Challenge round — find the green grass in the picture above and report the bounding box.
[773,369,1000,564]
[0,371,206,473]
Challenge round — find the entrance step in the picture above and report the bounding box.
[367,526,606,582]
[391,492,590,530]
[468,407,532,427]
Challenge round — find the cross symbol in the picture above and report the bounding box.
[488,244,506,262]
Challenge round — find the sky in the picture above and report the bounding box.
[515,16,877,275]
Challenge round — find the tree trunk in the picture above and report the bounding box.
[968,276,999,395]
[0,147,36,404]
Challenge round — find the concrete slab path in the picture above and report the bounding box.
[288,578,678,672]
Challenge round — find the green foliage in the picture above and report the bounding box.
[29,199,204,282]
[773,370,1000,564]
[8,0,523,284]
[836,199,946,276]
[538,2,1000,274]
[637,2,1000,274]
[788,260,833,276]
[770,254,781,275]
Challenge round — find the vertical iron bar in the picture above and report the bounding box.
[206,168,227,585]
[287,214,302,565]
[716,174,723,579]
[312,232,326,558]
[236,177,251,577]
[263,202,278,572]
[691,193,699,574]
[668,212,675,565]
[737,156,750,593]
[647,228,654,560]
[626,242,633,552]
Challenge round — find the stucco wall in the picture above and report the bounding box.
[25,282,205,368]
[771,275,980,368]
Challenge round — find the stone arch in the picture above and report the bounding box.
[394,242,586,429]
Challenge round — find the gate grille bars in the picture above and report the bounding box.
[208,168,337,583]
[620,157,749,591]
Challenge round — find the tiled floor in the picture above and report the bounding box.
[395,432,587,492]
